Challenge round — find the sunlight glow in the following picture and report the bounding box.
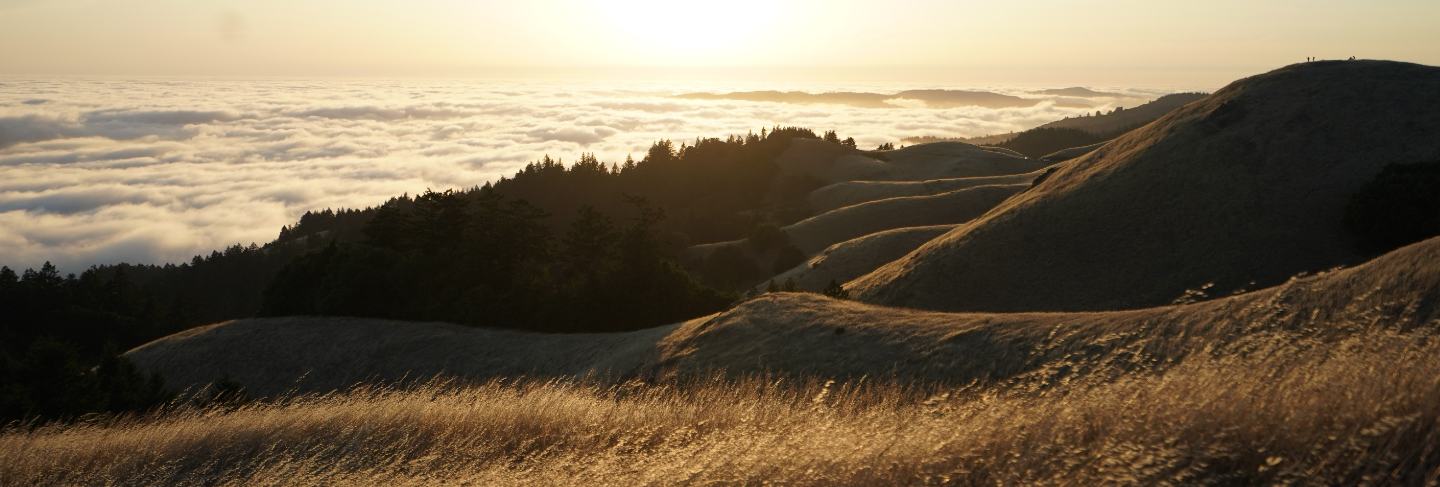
[595,0,786,63]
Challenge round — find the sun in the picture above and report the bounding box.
[597,0,783,62]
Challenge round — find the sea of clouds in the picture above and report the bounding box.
[0,78,1155,272]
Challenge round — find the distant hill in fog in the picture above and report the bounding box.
[1037,92,1208,134]
[954,92,1208,146]
[677,89,1042,109]
[1029,86,1128,97]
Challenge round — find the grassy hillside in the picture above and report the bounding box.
[781,183,1026,254]
[769,224,956,292]
[5,340,1438,485]
[17,235,1430,485]
[684,140,1046,290]
[120,233,1440,396]
[854,60,1440,312]
[807,171,1040,213]
[775,138,1048,184]
[14,234,1440,483]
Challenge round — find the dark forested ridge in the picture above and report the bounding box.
[0,126,835,423]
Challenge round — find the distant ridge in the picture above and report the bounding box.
[1030,87,1127,98]
[939,92,1207,147]
[678,89,1041,109]
[1038,92,1208,134]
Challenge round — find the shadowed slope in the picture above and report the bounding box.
[852,61,1440,312]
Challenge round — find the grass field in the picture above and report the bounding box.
[5,329,1438,486]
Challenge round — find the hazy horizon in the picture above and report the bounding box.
[4,0,1439,86]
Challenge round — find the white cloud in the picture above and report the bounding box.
[0,78,1154,272]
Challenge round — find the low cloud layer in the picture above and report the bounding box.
[0,78,1154,272]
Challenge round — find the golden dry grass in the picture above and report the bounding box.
[5,330,1439,486]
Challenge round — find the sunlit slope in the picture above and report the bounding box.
[852,61,1440,312]
[127,235,1440,396]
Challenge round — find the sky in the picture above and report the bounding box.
[2,0,1439,87]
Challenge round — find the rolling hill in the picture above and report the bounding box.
[774,138,1049,184]
[781,184,1027,254]
[851,60,1440,312]
[807,171,1041,213]
[767,224,956,292]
